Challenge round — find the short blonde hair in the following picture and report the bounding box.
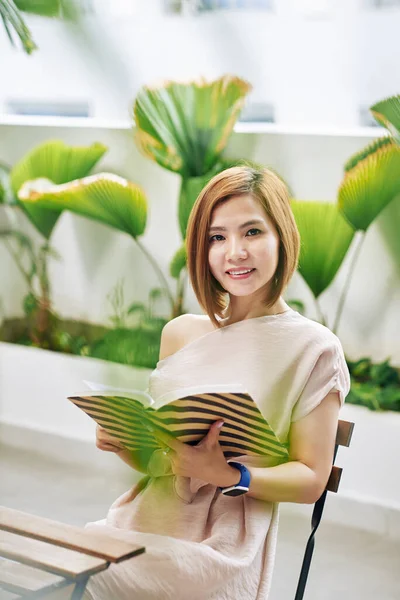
[185,165,300,328]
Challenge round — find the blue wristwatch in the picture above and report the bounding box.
[219,461,251,496]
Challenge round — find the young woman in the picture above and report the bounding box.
[85,166,350,600]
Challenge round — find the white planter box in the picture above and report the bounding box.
[0,341,152,441]
[336,403,400,507]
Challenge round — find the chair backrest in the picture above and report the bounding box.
[325,419,355,493]
[294,419,355,600]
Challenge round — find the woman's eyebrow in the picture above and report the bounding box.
[208,218,265,233]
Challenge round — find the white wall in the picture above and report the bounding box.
[1,1,400,125]
[0,120,399,366]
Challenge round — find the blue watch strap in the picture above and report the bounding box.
[219,461,251,491]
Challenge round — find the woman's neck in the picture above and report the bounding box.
[221,298,290,325]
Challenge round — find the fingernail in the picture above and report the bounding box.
[217,421,224,428]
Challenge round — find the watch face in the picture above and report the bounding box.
[223,487,249,497]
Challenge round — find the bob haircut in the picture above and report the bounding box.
[185,165,300,329]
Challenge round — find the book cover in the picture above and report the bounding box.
[68,383,289,460]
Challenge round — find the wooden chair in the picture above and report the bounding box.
[0,506,145,599]
[294,419,355,600]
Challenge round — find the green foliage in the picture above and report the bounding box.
[133,75,252,178]
[22,292,38,316]
[1,0,38,53]
[18,172,147,239]
[371,95,400,138]
[14,0,61,17]
[338,145,400,232]
[0,162,17,205]
[169,244,187,279]
[291,200,355,298]
[1,0,78,54]
[178,159,241,239]
[286,299,306,315]
[11,140,107,239]
[52,330,89,356]
[344,136,394,173]
[90,321,167,369]
[346,357,400,412]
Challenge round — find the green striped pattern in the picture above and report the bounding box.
[69,392,289,460]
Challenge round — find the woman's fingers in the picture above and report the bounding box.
[144,421,184,453]
[97,442,122,453]
[96,425,124,452]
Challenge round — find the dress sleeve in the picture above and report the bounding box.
[291,339,350,423]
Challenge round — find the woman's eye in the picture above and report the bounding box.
[246,228,261,236]
[209,234,224,243]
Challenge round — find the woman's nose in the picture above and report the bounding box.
[226,239,248,261]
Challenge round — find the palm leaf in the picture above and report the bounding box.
[291,200,355,298]
[344,136,394,172]
[178,158,249,239]
[0,0,37,53]
[178,165,225,239]
[169,244,187,279]
[10,140,107,238]
[18,173,147,239]
[338,144,400,231]
[370,95,400,138]
[133,75,252,178]
[14,0,60,17]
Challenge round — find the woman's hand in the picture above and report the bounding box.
[146,419,241,488]
[96,425,124,453]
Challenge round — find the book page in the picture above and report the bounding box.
[82,380,154,406]
[153,382,248,409]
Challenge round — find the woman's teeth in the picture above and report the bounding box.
[227,268,255,278]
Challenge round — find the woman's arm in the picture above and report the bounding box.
[245,391,341,504]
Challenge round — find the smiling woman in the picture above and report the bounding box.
[82,165,350,600]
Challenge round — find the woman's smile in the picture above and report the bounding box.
[225,268,256,280]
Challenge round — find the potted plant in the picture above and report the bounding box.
[13,75,253,367]
[0,140,107,350]
[133,74,252,315]
[289,94,400,414]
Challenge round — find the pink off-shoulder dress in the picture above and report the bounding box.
[85,310,350,600]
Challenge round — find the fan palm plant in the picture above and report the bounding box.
[290,200,355,329]
[4,140,107,347]
[133,74,252,314]
[336,94,400,332]
[16,170,175,367]
[291,95,400,336]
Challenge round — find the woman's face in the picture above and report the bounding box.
[208,194,281,300]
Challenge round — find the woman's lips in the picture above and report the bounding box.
[226,268,256,280]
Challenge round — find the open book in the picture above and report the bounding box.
[68,383,289,461]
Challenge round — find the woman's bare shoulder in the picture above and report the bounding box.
[159,313,214,361]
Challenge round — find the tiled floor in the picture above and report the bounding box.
[1,444,399,600]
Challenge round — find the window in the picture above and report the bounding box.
[164,0,273,13]
[198,0,273,9]
[239,101,275,123]
[6,100,91,118]
[359,105,380,128]
[364,0,400,8]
